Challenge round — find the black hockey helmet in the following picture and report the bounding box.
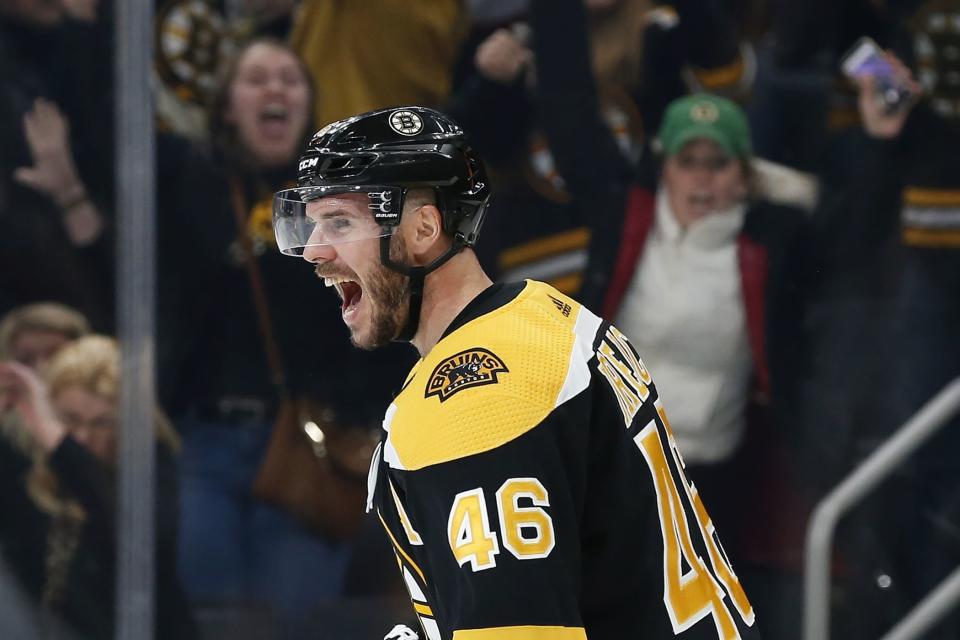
[273,106,490,256]
[273,106,492,342]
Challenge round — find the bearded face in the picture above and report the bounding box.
[315,232,411,350]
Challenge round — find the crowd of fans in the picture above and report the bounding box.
[0,0,958,638]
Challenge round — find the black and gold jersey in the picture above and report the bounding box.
[368,280,761,640]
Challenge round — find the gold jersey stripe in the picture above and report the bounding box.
[413,602,434,617]
[453,625,587,639]
[377,511,427,585]
[827,107,861,131]
[548,273,583,296]
[692,56,745,90]
[498,228,590,270]
[161,23,191,40]
[903,187,960,207]
[902,228,960,247]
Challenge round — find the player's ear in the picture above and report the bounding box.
[408,202,445,257]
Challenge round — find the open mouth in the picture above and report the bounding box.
[324,277,363,317]
[260,104,289,122]
[259,104,290,138]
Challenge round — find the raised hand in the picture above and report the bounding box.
[856,52,923,140]
[14,98,86,206]
[0,361,66,452]
[474,27,534,85]
[14,98,104,245]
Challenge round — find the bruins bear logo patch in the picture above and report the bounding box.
[425,348,508,402]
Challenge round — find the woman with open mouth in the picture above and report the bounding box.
[156,37,409,625]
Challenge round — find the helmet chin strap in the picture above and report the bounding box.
[380,234,464,343]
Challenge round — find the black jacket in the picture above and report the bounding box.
[0,435,196,639]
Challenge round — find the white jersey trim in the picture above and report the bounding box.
[554,305,602,409]
[382,403,408,471]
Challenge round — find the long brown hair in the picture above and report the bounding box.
[207,36,316,172]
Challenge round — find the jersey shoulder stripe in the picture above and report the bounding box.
[452,625,587,639]
[384,281,598,471]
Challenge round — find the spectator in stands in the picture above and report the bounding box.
[0,303,90,375]
[447,0,752,298]
[0,302,91,458]
[153,0,241,143]
[873,26,960,639]
[0,302,91,574]
[159,37,412,624]
[815,44,958,639]
[0,336,196,639]
[0,0,114,328]
[755,3,959,632]
[12,99,105,248]
[603,94,784,481]
[525,1,834,635]
[290,0,466,128]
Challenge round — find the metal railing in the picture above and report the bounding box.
[114,0,156,636]
[804,377,960,640]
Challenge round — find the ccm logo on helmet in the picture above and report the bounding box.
[299,157,319,171]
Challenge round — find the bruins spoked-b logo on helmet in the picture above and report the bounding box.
[425,348,508,402]
[284,106,491,250]
[388,109,424,136]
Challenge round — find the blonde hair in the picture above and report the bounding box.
[0,303,90,455]
[45,335,118,403]
[27,335,182,519]
[0,302,90,361]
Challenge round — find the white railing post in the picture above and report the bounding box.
[803,377,960,640]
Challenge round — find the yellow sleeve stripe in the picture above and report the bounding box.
[498,227,590,269]
[453,626,587,640]
[692,55,745,90]
[903,187,960,207]
[377,511,427,585]
[413,602,433,617]
[903,228,960,248]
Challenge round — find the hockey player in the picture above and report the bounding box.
[272,106,761,639]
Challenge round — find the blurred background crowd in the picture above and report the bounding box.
[0,0,958,638]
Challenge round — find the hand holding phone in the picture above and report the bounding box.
[841,37,913,115]
[841,37,923,138]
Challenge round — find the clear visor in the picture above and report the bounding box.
[273,186,401,256]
